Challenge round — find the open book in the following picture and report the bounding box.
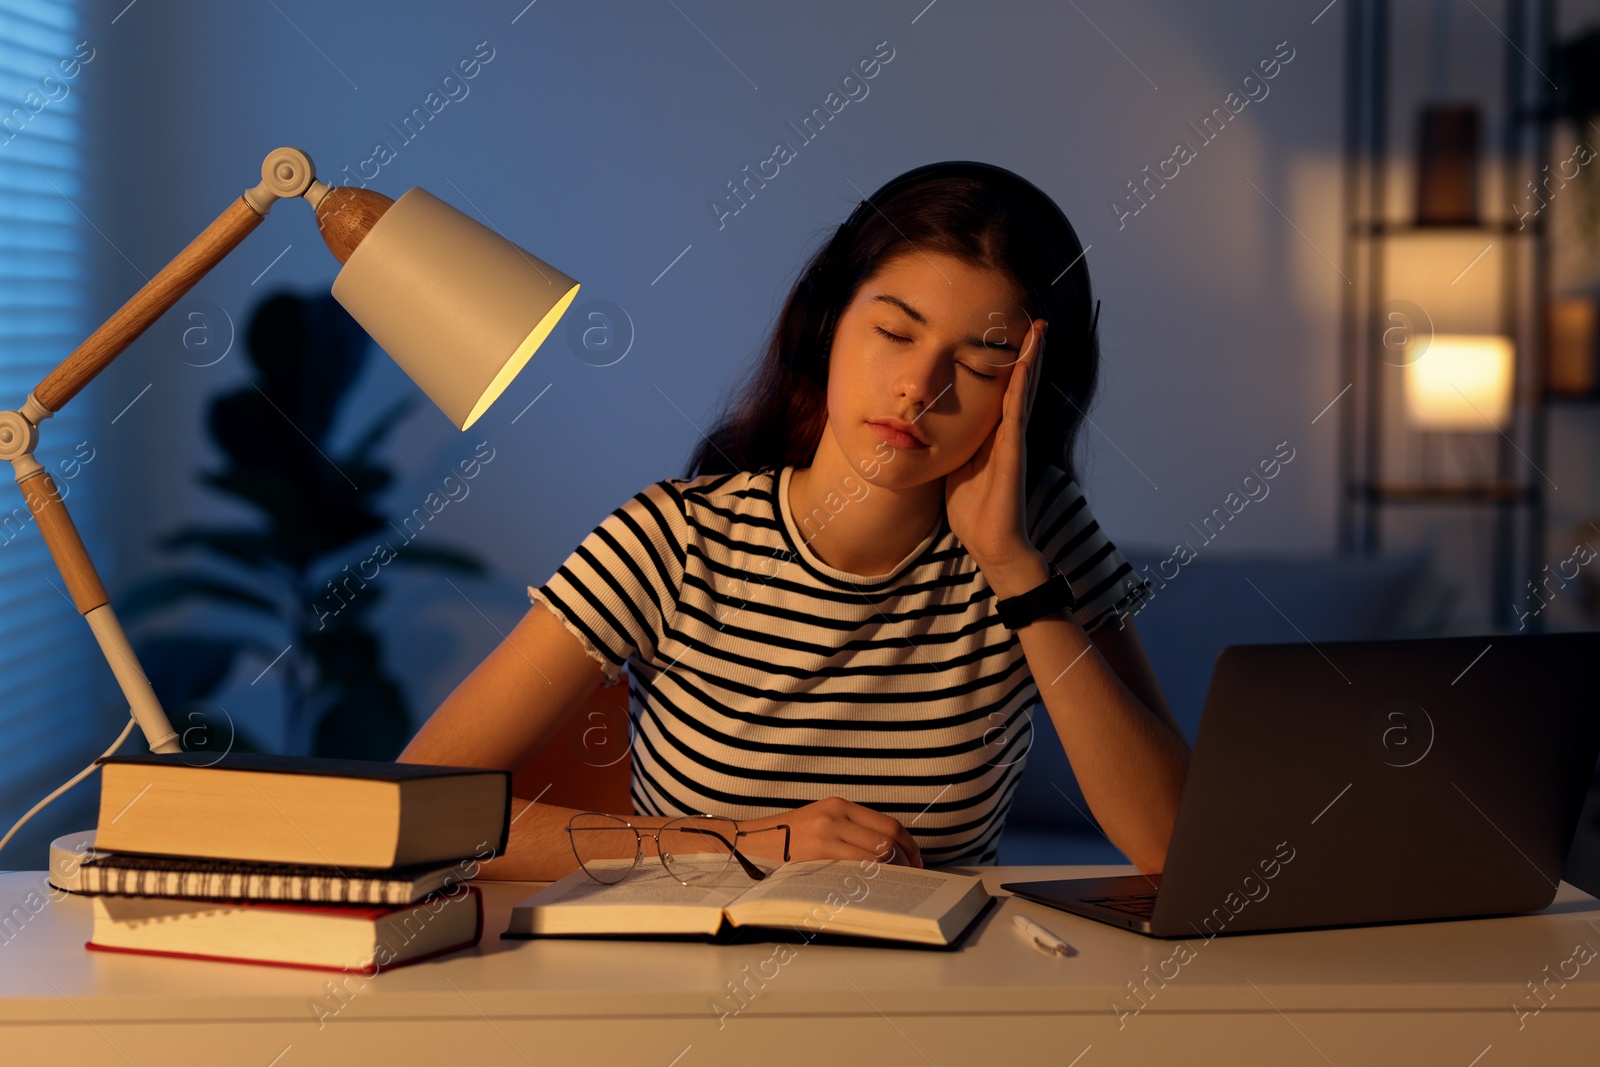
[503,857,994,949]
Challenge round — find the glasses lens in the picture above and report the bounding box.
[568,812,638,884]
[659,816,739,884]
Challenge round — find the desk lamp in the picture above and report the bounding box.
[0,147,578,860]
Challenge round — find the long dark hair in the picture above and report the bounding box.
[686,162,1102,493]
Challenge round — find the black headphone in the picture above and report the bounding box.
[784,160,1100,386]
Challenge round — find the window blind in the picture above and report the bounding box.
[0,0,102,868]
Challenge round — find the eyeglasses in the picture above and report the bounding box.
[565,812,792,886]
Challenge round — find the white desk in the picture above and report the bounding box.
[1,866,1596,1066]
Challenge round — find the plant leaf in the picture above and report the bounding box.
[158,527,284,572]
[116,572,280,622]
[171,703,267,758]
[312,675,412,760]
[386,543,487,574]
[346,395,421,466]
[241,292,371,445]
[132,635,248,708]
[198,468,307,526]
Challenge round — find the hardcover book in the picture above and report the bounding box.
[86,885,483,974]
[93,753,509,868]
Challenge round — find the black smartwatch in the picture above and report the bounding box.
[994,566,1075,630]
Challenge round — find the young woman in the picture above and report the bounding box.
[399,161,1190,881]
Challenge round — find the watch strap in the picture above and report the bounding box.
[994,566,1075,630]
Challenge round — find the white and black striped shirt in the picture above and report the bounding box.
[528,462,1151,866]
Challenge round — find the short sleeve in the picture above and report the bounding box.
[1026,465,1152,634]
[528,479,689,687]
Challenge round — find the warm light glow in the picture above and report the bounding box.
[1403,334,1515,430]
[461,283,581,430]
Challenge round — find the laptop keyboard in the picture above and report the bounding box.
[1081,893,1157,918]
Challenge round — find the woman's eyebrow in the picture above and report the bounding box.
[869,293,1022,354]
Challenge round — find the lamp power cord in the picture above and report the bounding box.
[0,710,136,862]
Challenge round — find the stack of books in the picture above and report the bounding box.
[76,753,510,974]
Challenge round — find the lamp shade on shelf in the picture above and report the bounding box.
[1403,334,1515,430]
[330,187,580,430]
[1415,103,1480,226]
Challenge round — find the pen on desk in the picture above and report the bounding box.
[1013,913,1073,956]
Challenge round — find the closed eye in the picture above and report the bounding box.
[873,326,996,381]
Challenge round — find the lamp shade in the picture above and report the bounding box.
[1403,334,1515,430]
[1415,103,1480,226]
[330,187,579,430]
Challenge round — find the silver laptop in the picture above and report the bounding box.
[1002,632,1600,937]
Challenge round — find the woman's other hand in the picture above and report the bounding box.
[737,797,924,868]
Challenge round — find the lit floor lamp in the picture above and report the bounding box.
[0,147,579,866]
[1402,333,1517,624]
[1403,333,1516,457]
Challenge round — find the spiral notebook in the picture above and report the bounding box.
[76,851,471,907]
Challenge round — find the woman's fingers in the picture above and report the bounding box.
[854,831,922,868]
[761,797,926,867]
[810,823,918,867]
[1010,320,1045,429]
[844,809,923,867]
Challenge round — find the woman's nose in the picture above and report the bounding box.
[895,354,952,408]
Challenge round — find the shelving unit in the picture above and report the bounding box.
[1337,0,1576,630]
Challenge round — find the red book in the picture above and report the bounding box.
[86,885,481,975]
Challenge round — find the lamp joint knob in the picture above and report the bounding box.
[0,410,39,463]
[243,147,318,215]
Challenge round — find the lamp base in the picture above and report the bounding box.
[47,829,101,894]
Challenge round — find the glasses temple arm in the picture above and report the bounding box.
[682,824,792,878]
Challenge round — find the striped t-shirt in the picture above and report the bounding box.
[527,462,1151,866]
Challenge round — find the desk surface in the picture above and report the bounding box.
[4,866,1597,1065]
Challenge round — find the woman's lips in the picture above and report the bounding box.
[868,421,928,450]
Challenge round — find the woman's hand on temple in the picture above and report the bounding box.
[944,317,1047,571]
[737,797,924,868]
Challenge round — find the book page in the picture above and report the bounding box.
[524,857,760,909]
[738,860,951,916]
[508,855,777,937]
[725,860,989,944]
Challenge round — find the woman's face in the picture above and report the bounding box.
[823,250,1037,487]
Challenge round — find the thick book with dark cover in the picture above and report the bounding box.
[76,850,482,907]
[86,885,483,974]
[93,753,509,869]
[503,858,995,950]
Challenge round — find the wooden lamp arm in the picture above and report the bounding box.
[18,471,178,753]
[0,147,391,756]
[32,197,266,412]
[0,186,278,757]
[29,148,389,416]
[30,146,382,414]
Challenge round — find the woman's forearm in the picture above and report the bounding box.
[986,551,1191,874]
[472,798,676,882]
[395,602,656,881]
